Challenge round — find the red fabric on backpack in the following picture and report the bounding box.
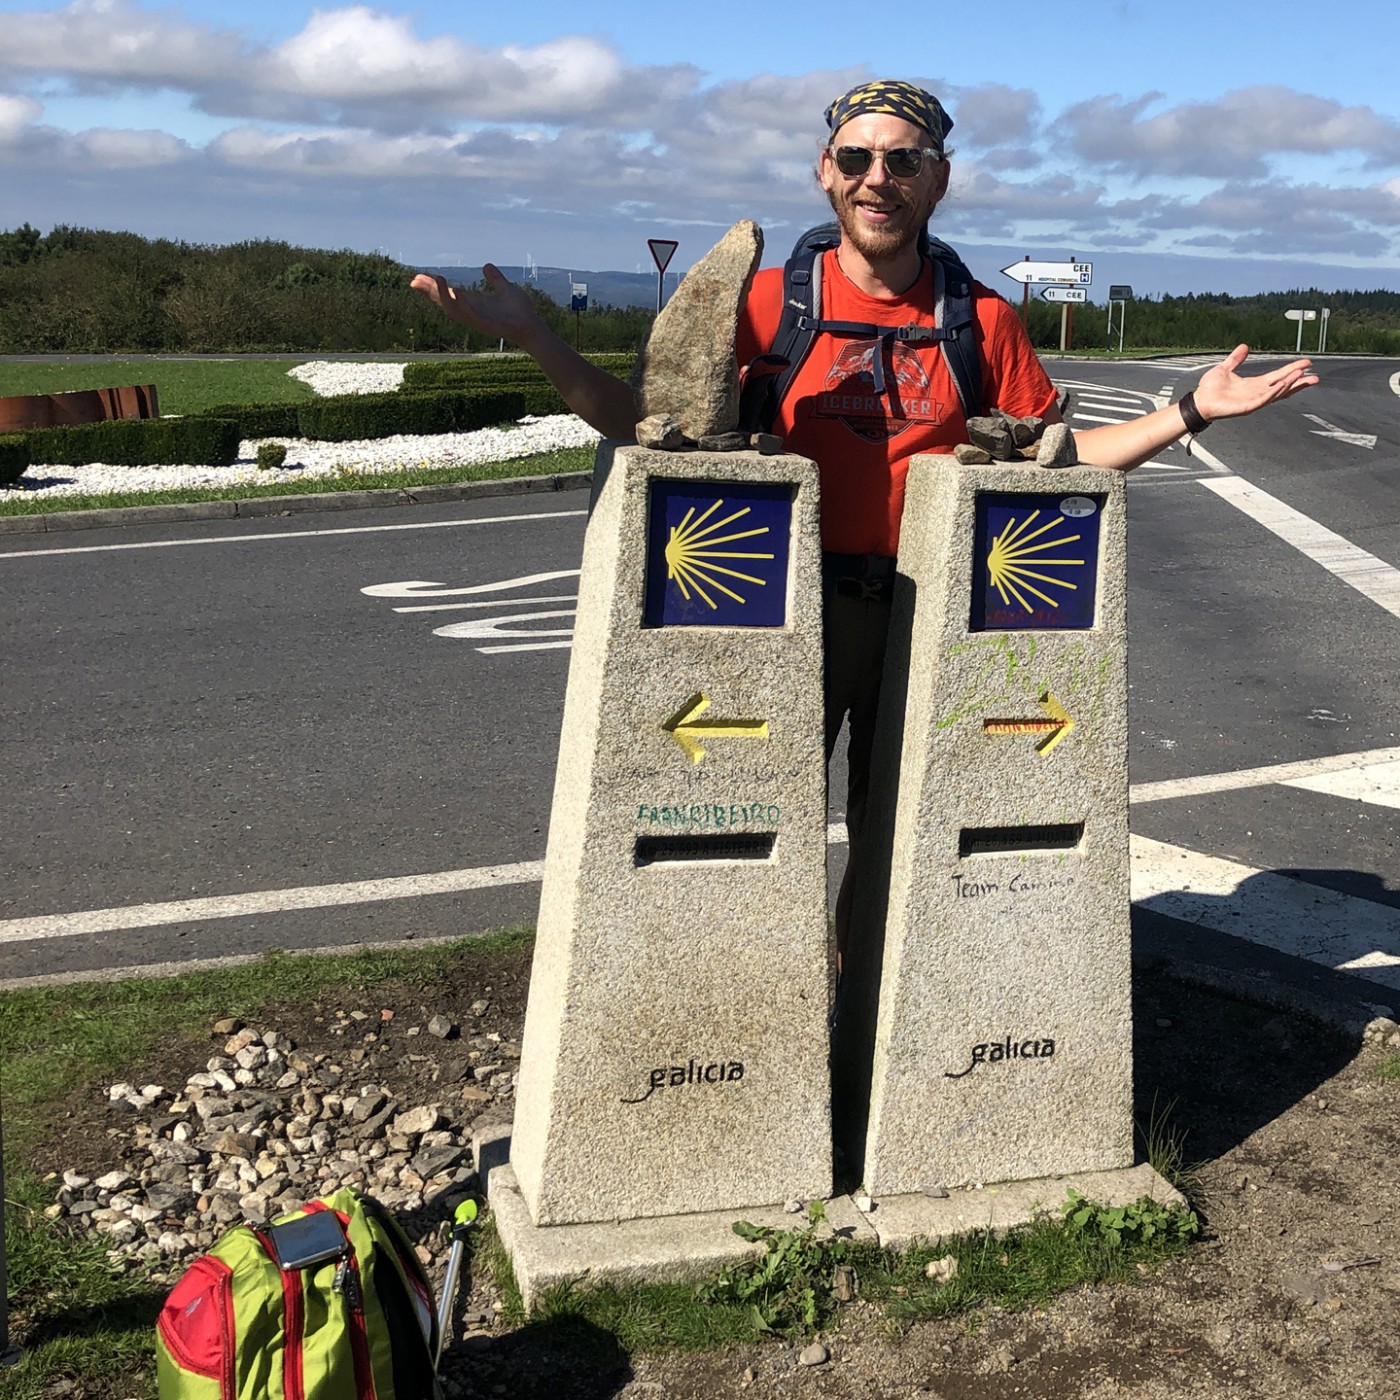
[736,250,1057,557]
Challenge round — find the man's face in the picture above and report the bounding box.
[818,113,950,261]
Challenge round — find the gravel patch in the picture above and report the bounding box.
[288,361,408,396]
[1,361,598,501]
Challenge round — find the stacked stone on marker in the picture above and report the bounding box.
[631,220,779,454]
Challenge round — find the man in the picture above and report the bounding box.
[412,79,1317,959]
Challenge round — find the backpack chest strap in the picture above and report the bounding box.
[797,317,962,395]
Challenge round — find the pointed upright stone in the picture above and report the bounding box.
[630,221,763,441]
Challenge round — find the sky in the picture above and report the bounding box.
[2,0,1400,297]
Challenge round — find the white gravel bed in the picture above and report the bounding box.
[1,415,600,501]
[288,360,408,396]
[2,360,599,501]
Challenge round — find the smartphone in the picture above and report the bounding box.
[267,1210,350,1271]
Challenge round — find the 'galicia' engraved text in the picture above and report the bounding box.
[945,1035,1056,1080]
[622,1058,746,1104]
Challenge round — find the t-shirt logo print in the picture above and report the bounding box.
[814,339,946,443]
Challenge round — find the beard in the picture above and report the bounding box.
[825,181,936,260]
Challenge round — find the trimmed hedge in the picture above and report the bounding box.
[197,402,303,439]
[0,433,30,487]
[294,390,527,442]
[23,418,241,467]
[516,384,569,416]
[402,353,633,392]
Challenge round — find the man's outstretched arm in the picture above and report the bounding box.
[411,264,640,441]
[1053,344,1318,472]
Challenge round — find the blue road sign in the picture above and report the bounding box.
[970,492,1102,631]
[643,480,791,628]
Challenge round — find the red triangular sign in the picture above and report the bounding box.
[648,239,679,273]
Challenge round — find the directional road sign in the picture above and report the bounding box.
[1001,259,1093,286]
[1108,284,1133,300]
[1041,286,1087,304]
[1284,309,1318,321]
[648,239,679,273]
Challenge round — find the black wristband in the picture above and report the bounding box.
[1177,390,1211,434]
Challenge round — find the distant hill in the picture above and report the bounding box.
[418,264,680,311]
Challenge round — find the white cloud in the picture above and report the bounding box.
[1057,86,1400,179]
[0,94,44,140]
[0,0,250,89]
[1,4,1398,273]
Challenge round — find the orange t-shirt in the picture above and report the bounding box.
[735,250,1057,557]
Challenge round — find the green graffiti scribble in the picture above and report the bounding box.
[937,635,1118,736]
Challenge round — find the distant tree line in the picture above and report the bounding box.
[0,224,654,355]
[1,223,1397,356]
[1023,286,1400,356]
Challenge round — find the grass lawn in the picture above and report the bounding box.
[0,359,319,415]
[0,936,1201,1398]
[0,445,596,517]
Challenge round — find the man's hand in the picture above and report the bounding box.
[409,263,544,350]
[1192,343,1319,423]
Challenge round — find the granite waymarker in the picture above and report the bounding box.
[834,459,1133,1195]
[629,220,764,442]
[509,443,831,1226]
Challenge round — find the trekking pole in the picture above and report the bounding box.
[433,1199,478,1371]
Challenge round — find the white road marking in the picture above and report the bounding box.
[6,773,1395,956]
[431,609,576,642]
[0,508,587,561]
[1197,475,1400,618]
[0,861,548,945]
[362,569,579,600]
[1130,835,1400,991]
[1282,759,1400,810]
[1130,745,1400,804]
[1302,413,1377,450]
[396,596,576,614]
[479,640,574,654]
[1072,413,1135,426]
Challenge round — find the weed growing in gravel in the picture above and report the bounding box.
[495,1190,1203,1349]
[1379,1054,1400,1082]
[1139,1092,1203,1198]
[702,1201,854,1336]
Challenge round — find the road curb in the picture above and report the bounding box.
[0,469,593,535]
[1133,906,1398,1040]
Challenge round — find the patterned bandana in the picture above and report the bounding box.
[824,80,954,152]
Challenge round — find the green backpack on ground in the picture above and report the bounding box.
[156,1186,442,1399]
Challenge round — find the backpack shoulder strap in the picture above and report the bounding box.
[736,223,840,434]
[739,224,985,432]
[927,237,983,421]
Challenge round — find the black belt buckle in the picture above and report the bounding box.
[834,575,889,602]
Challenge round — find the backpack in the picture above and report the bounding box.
[739,221,984,435]
[156,1187,442,1400]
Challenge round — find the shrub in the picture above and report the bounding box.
[0,433,30,487]
[517,383,569,416]
[402,352,633,393]
[294,389,526,441]
[197,402,302,439]
[23,418,241,466]
[256,442,288,470]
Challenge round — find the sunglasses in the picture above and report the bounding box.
[829,145,942,179]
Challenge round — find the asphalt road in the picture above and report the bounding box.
[3,353,1398,1001]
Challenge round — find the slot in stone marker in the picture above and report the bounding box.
[834,460,1133,1196]
[509,443,831,1227]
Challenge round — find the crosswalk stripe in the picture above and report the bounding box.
[1283,759,1400,809]
[1130,835,1400,991]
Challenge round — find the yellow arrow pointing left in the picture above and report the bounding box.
[662,692,769,765]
